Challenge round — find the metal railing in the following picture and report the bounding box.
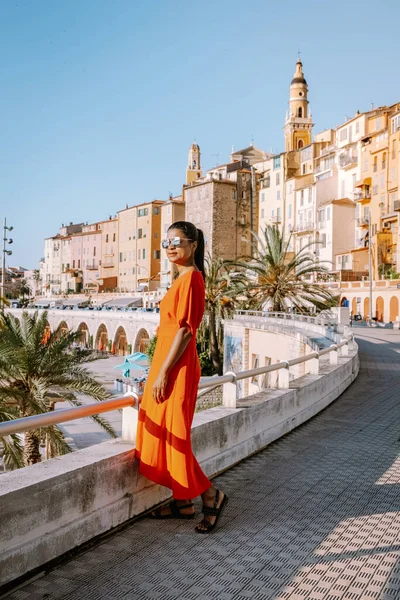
[235,309,337,326]
[197,339,350,397]
[354,191,371,201]
[0,335,352,437]
[0,395,138,437]
[293,222,315,233]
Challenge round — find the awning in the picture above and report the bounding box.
[61,299,89,307]
[103,297,142,308]
[355,177,372,188]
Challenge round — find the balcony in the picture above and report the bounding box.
[66,267,82,275]
[86,263,99,270]
[319,144,336,157]
[261,178,270,189]
[102,263,115,268]
[356,218,369,228]
[270,216,281,224]
[338,151,358,169]
[394,200,400,211]
[294,222,315,233]
[353,188,371,203]
[314,163,332,175]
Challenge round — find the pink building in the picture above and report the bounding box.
[81,223,102,292]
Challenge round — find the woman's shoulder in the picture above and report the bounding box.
[177,269,203,283]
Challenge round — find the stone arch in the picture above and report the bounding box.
[297,107,303,118]
[77,322,90,347]
[298,139,304,149]
[134,328,150,353]
[54,320,69,340]
[351,298,357,315]
[95,324,108,352]
[376,296,384,322]
[363,297,370,319]
[42,321,52,344]
[389,296,399,322]
[113,326,128,356]
[340,296,348,307]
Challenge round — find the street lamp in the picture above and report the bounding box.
[1,218,14,308]
[367,217,373,323]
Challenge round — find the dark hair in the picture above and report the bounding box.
[168,221,205,280]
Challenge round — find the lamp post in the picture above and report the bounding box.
[368,216,373,322]
[1,218,14,308]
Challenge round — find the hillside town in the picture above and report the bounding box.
[4,59,400,321]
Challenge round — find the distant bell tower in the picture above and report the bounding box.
[186,142,202,184]
[284,58,314,152]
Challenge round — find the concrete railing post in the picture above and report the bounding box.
[278,362,290,389]
[122,393,139,443]
[329,345,338,366]
[340,341,349,357]
[309,354,319,375]
[222,371,237,408]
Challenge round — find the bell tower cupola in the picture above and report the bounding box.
[284,58,314,152]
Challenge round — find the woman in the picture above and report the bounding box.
[135,221,228,533]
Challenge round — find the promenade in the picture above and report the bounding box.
[4,327,400,600]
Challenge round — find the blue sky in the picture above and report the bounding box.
[1,0,399,268]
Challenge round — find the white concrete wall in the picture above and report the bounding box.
[0,332,358,586]
[8,308,158,353]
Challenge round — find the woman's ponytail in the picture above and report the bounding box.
[194,228,205,281]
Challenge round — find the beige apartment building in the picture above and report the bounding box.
[80,222,102,292]
[99,217,118,291]
[159,195,185,289]
[183,143,264,261]
[118,200,163,293]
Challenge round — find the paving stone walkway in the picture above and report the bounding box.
[5,328,400,600]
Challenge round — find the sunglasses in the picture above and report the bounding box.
[161,237,193,249]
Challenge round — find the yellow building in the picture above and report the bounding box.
[355,106,398,280]
[388,106,400,271]
[117,200,163,293]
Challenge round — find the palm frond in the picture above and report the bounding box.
[0,434,24,470]
[0,309,116,469]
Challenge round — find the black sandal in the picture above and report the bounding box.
[150,500,195,520]
[195,489,229,534]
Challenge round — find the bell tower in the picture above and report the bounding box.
[186,142,202,184]
[284,58,314,152]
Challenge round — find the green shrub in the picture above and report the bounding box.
[146,335,158,365]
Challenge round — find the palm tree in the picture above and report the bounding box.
[19,278,31,306]
[231,225,338,313]
[0,311,116,470]
[0,296,10,310]
[200,256,241,374]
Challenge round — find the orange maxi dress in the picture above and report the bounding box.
[135,270,212,500]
